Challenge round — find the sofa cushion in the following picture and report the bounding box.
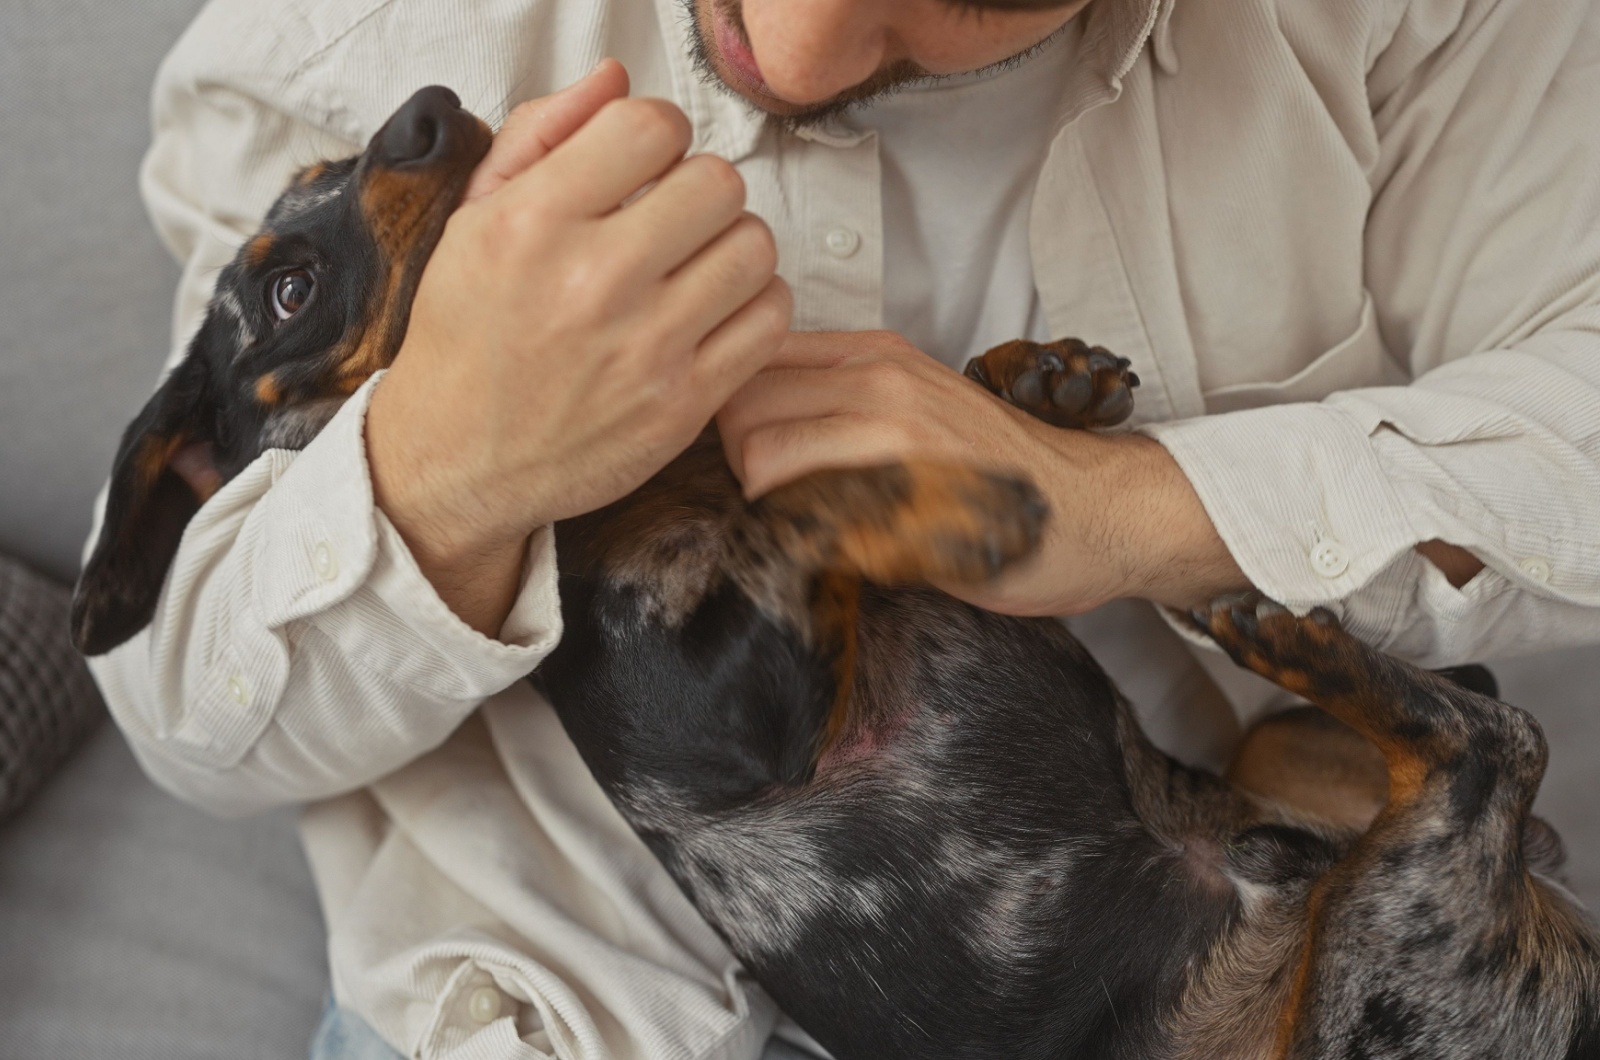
[0,554,105,821]
[0,0,207,581]
[0,723,329,1060]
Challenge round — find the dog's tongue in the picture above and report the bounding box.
[171,441,222,501]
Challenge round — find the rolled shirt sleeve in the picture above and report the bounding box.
[90,374,562,816]
[1146,0,1600,666]
[86,7,561,816]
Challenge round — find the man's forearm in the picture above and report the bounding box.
[1099,435,1488,604]
[1086,432,1250,609]
[367,380,529,638]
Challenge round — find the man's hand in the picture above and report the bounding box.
[367,61,792,635]
[717,331,1250,616]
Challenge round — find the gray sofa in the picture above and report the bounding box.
[0,2,1596,1058]
[1,3,328,1058]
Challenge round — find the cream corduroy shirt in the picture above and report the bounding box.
[89,0,1600,1057]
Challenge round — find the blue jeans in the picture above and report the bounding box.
[310,999,824,1060]
[310,999,407,1060]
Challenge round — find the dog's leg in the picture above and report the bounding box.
[1227,707,1390,831]
[964,338,1139,429]
[729,462,1048,767]
[1193,595,1599,1060]
[747,462,1049,587]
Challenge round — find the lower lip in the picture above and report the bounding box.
[712,8,770,95]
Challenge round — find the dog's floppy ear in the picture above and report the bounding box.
[72,349,222,656]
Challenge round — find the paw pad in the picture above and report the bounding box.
[965,338,1140,430]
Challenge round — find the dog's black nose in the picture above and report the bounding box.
[377,86,464,166]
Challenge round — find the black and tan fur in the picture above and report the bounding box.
[71,86,492,655]
[75,88,1600,1059]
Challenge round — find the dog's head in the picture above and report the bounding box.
[72,86,492,655]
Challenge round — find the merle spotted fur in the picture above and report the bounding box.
[74,87,1600,1059]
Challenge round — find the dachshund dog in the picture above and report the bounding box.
[75,88,1600,1060]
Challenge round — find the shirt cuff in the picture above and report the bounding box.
[250,371,561,700]
[1141,401,1420,612]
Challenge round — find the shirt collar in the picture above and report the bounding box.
[656,0,1178,161]
[1053,0,1177,129]
[1089,0,1176,83]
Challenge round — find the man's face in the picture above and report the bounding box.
[688,0,1094,125]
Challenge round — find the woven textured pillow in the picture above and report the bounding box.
[0,554,105,821]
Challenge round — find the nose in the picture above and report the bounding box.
[376,86,463,166]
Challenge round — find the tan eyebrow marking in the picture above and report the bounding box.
[254,373,282,406]
[244,233,276,267]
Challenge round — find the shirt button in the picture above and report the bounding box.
[226,674,250,706]
[468,986,503,1025]
[1310,539,1351,578]
[1517,556,1552,583]
[312,541,339,582]
[823,226,860,259]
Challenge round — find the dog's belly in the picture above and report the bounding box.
[543,578,1237,1060]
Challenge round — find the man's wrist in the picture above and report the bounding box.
[366,375,535,637]
[1092,433,1250,608]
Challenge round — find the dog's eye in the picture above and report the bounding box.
[270,270,315,321]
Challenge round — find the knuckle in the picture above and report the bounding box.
[610,97,691,154]
[500,98,544,133]
[738,215,779,268]
[474,212,525,266]
[739,428,779,483]
[631,304,696,357]
[867,329,915,355]
[717,216,777,280]
[856,417,912,458]
[494,197,557,247]
[886,421,920,451]
[597,237,651,282]
[556,259,619,318]
[749,280,793,338]
[859,360,907,398]
[691,154,747,204]
[631,320,683,359]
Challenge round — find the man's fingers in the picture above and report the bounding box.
[764,330,876,370]
[732,413,905,498]
[618,154,748,276]
[465,59,630,201]
[514,96,693,217]
[690,276,794,411]
[659,213,780,344]
[716,366,858,450]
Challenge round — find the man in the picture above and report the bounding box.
[91,0,1600,1057]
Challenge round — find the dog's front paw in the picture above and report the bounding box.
[756,463,1049,585]
[964,338,1138,430]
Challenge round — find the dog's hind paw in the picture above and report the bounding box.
[1188,593,1358,700]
